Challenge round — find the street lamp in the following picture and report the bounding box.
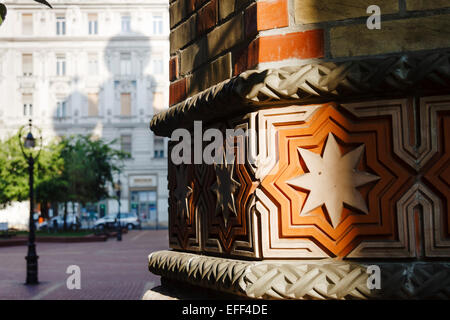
[114,178,122,241]
[18,119,42,285]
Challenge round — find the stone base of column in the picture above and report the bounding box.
[147,250,450,300]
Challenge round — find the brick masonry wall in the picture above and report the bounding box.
[169,0,450,105]
[293,0,450,60]
[169,0,324,105]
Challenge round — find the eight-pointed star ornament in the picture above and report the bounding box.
[287,133,380,229]
[211,158,241,227]
[173,164,193,220]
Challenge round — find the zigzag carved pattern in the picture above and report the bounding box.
[151,51,450,137]
[200,123,259,258]
[260,103,414,257]
[167,142,200,252]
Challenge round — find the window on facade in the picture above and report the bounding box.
[153,14,163,34]
[56,54,66,76]
[56,101,67,118]
[22,54,33,76]
[120,52,131,75]
[88,13,98,35]
[22,93,33,116]
[88,93,98,117]
[88,53,98,75]
[120,93,131,116]
[120,134,132,154]
[22,14,33,35]
[154,137,165,158]
[56,14,66,35]
[152,92,164,113]
[121,14,131,33]
[153,59,163,74]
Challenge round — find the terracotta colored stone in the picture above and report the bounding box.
[197,0,217,35]
[195,0,209,9]
[244,3,257,38]
[187,0,196,13]
[169,78,187,106]
[169,56,179,81]
[257,0,289,31]
[258,30,324,62]
[260,103,412,257]
[233,38,259,75]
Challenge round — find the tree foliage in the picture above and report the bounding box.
[0,133,129,211]
[60,135,129,206]
[0,134,30,206]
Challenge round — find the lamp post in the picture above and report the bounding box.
[18,119,42,285]
[115,178,122,241]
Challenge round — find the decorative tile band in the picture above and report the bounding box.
[148,250,450,299]
[166,98,450,259]
[151,51,450,137]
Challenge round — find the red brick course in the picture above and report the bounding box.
[169,56,179,81]
[197,0,217,35]
[169,78,187,105]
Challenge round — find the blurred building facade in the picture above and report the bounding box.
[0,0,170,228]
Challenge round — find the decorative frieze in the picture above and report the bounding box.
[147,250,450,300]
[162,97,450,259]
[150,52,450,298]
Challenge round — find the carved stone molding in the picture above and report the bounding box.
[164,97,450,259]
[151,51,450,137]
[148,250,450,300]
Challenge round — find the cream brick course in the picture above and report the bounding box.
[330,14,450,58]
[207,13,244,58]
[406,0,450,11]
[180,37,208,75]
[187,53,232,96]
[294,0,398,24]
[170,13,197,54]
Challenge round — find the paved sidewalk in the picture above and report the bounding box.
[0,229,168,300]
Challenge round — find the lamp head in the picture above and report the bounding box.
[24,132,36,149]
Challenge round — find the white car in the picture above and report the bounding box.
[38,215,81,231]
[93,213,141,230]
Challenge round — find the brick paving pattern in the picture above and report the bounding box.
[0,230,168,300]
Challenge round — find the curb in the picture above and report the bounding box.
[0,234,108,247]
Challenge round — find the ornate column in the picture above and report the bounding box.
[146,0,450,300]
[147,54,450,299]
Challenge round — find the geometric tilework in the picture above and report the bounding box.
[167,96,450,259]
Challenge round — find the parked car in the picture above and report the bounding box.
[93,213,141,231]
[38,215,81,231]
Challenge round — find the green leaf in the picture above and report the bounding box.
[0,4,6,26]
[33,0,52,9]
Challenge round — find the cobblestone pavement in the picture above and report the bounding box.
[0,229,168,300]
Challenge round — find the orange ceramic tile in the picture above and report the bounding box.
[258,30,324,62]
[257,0,289,31]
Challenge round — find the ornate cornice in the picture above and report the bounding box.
[148,250,450,300]
[151,51,450,137]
